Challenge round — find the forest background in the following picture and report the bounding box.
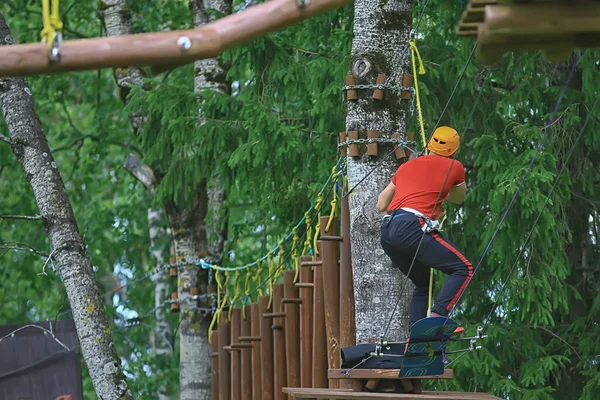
[0,0,599,399]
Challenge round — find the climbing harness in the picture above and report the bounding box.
[41,0,63,62]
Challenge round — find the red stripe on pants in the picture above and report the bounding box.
[432,233,473,311]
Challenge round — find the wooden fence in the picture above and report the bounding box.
[209,196,355,400]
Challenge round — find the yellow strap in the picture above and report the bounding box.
[291,228,300,283]
[325,167,339,233]
[409,39,428,152]
[267,253,276,309]
[41,0,63,50]
[253,260,264,298]
[228,268,242,320]
[275,242,286,282]
[313,193,324,255]
[242,267,252,318]
[302,212,313,256]
[208,268,224,342]
[427,268,434,317]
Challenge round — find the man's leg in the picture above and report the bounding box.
[415,231,473,317]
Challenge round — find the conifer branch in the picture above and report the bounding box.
[0,214,42,221]
[0,133,11,144]
[0,244,48,257]
[55,99,142,154]
[533,326,582,361]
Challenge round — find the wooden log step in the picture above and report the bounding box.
[295,283,314,288]
[328,369,453,380]
[282,387,502,399]
[238,335,261,342]
[320,235,343,242]
[301,260,323,267]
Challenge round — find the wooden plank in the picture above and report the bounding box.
[0,0,349,77]
[485,4,600,36]
[320,216,341,389]
[312,242,329,388]
[283,270,301,398]
[259,295,275,400]
[339,196,356,391]
[273,284,287,400]
[299,256,314,388]
[282,387,502,400]
[328,369,454,380]
[241,306,252,400]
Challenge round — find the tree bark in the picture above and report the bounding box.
[0,14,132,400]
[346,0,413,343]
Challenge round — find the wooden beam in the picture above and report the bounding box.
[299,256,314,388]
[339,196,356,391]
[0,0,349,77]
[282,387,503,399]
[485,4,600,37]
[328,369,454,380]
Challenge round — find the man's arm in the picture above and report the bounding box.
[376,182,396,212]
[446,182,466,204]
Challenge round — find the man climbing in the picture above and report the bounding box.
[376,126,473,330]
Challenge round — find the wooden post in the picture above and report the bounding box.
[338,132,347,157]
[367,130,379,156]
[271,284,287,400]
[218,320,231,400]
[282,270,301,395]
[298,256,314,388]
[372,73,387,100]
[251,303,262,400]
[259,295,274,400]
[312,242,328,388]
[0,0,350,78]
[339,196,356,390]
[231,308,242,400]
[401,73,413,99]
[210,330,219,400]
[390,134,407,159]
[320,216,341,389]
[347,131,360,157]
[241,306,252,400]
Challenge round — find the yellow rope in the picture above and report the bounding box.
[253,260,264,298]
[325,167,339,233]
[267,253,276,309]
[41,0,63,50]
[208,268,225,342]
[409,39,428,152]
[302,212,313,256]
[313,193,324,255]
[291,228,300,283]
[275,242,286,282]
[242,267,251,318]
[228,268,242,320]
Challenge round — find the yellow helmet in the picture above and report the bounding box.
[428,126,460,156]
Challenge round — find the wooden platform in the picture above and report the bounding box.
[283,388,502,400]
[456,0,600,64]
[328,369,454,380]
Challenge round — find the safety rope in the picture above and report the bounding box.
[267,253,276,309]
[447,50,582,322]
[325,166,339,233]
[208,269,227,342]
[302,212,313,256]
[275,242,286,283]
[409,38,428,152]
[291,228,301,283]
[253,260,264,298]
[313,193,324,255]
[41,0,63,50]
[242,267,252,318]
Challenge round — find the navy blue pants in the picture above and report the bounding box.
[380,210,473,328]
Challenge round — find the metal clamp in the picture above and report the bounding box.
[49,32,62,63]
[296,0,310,7]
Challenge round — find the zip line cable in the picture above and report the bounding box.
[446,50,582,321]
[381,72,490,339]
[482,91,600,326]
[413,0,432,34]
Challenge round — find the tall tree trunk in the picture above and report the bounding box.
[148,207,172,400]
[0,15,132,400]
[174,2,232,399]
[346,0,413,343]
[100,1,230,398]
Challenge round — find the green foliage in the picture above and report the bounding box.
[2,0,600,399]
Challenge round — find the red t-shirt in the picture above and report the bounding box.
[387,155,465,219]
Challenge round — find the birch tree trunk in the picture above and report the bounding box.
[0,15,133,400]
[346,0,413,343]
